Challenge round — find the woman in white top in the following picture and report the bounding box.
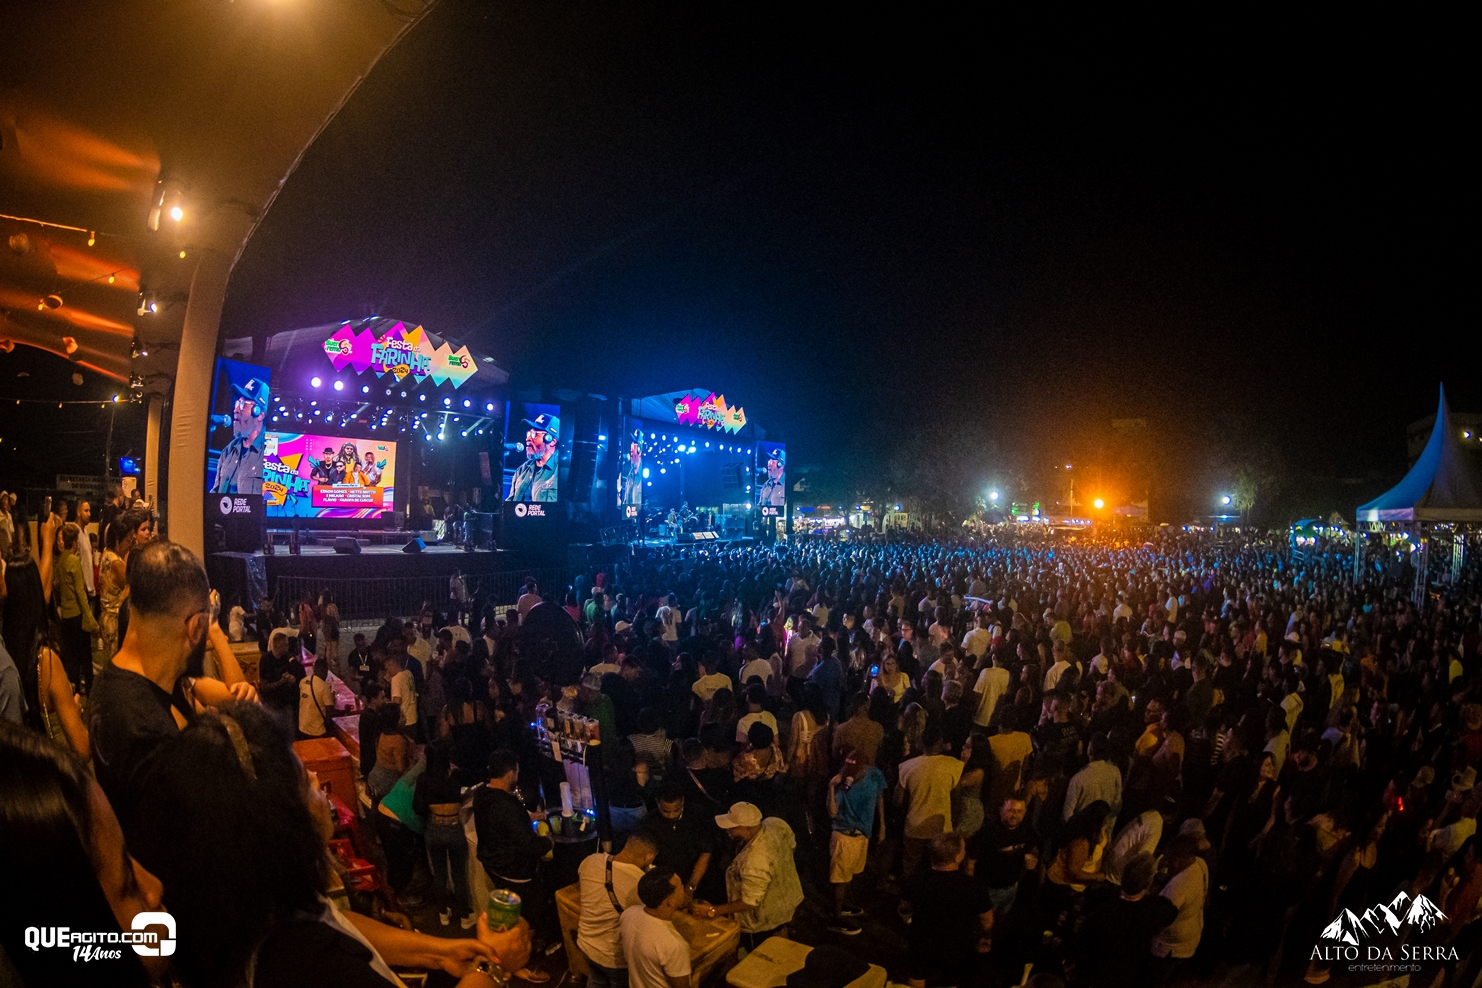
[872,652,908,703]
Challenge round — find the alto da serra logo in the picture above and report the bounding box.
[1312,891,1459,965]
[1320,891,1446,945]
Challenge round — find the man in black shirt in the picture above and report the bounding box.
[648,783,715,901]
[968,794,1039,920]
[1074,853,1177,988]
[904,832,993,986]
[90,540,253,857]
[473,748,554,979]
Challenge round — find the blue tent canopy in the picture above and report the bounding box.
[1357,386,1482,523]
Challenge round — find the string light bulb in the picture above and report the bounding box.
[179,250,186,259]
[87,231,95,247]
[108,274,115,284]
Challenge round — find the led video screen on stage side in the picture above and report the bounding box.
[756,441,786,507]
[503,401,560,502]
[261,432,398,519]
[618,421,644,513]
[206,357,272,496]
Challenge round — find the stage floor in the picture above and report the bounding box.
[288,543,472,556]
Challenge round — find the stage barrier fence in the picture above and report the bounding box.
[273,567,567,623]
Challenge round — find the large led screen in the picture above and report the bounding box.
[206,357,272,496]
[503,402,560,502]
[755,442,786,507]
[617,421,644,510]
[262,433,398,519]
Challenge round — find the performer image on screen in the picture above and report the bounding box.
[758,447,787,506]
[310,446,338,486]
[507,412,559,502]
[336,442,362,483]
[212,376,269,494]
[361,451,385,487]
[621,428,643,505]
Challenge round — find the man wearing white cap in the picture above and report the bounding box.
[693,802,803,949]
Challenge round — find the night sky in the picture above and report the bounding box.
[221,3,1479,522]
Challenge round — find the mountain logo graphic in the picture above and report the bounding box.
[1319,892,1447,945]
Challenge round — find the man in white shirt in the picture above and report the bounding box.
[786,617,819,701]
[656,594,680,642]
[973,652,1011,728]
[517,579,542,624]
[1112,593,1133,624]
[961,612,992,663]
[896,726,964,877]
[737,651,773,687]
[691,655,732,702]
[386,652,417,729]
[298,655,338,738]
[735,685,779,743]
[403,625,432,679]
[1164,591,1179,626]
[75,499,96,602]
[1103,809,1162,885]
[1043,641,1074,692]
[1151,836,1210,972]
[620,868,692,988]
[578,832,657,988]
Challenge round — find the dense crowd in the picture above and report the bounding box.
[3,495,1482,988]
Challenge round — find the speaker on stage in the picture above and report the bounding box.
[333,537,361,555]
[402,537,425,554]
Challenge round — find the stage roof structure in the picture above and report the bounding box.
[1358,386,1482,523]
[0,0,430,553]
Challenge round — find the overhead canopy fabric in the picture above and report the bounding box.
[1357,386,1482,523]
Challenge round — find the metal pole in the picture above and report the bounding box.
[103,404,116,496]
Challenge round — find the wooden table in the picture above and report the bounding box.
[555,881,739,985]
[724,937,887,988]
[224,640,261,686]
[331,714,362,762]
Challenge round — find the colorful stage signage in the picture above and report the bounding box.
[674,392,746,433]
[320,320,478,389]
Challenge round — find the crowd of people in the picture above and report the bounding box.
[4,495,1482,988]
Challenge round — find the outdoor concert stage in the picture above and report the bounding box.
[205,542,555,621]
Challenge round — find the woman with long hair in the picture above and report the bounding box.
[2,507,61,732]
[98,509,143,661]
[872,651,908,703]
[129,702,528,987]
[0,721,162,987]
[1047,798,1110,892]
[788,683,834,835]
[318,590,342,683]
[414,741,476,929]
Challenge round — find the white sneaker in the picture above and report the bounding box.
[439,908,451,926]
[460,913,478,930]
